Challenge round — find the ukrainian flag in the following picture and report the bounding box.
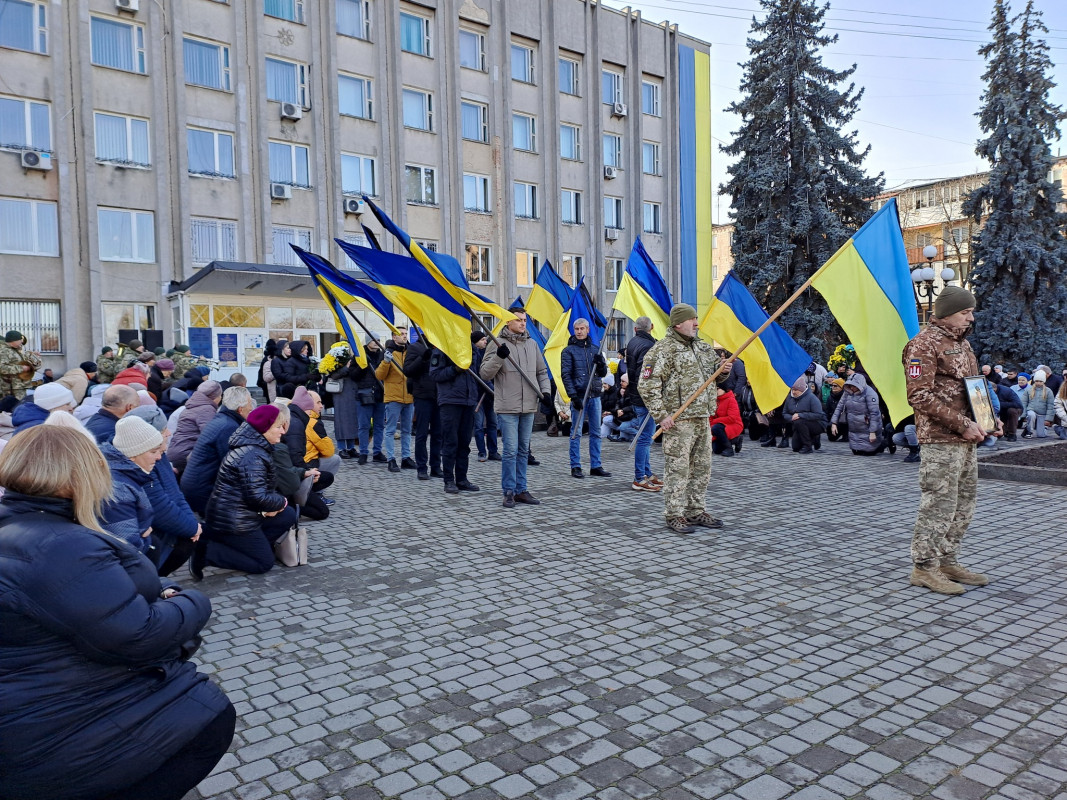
[524,260,573,329]
[700,271,813,413]
[613,237,673,337]
[291,246,370,368]
[292,245,398,333]
[543,285,601,404]
[810,197,919,424]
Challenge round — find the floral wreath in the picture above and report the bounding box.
[827,344,857,373]
[318,342,351,375]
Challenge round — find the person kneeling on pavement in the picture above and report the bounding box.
[709,386,743,456]
[782,376,825,453]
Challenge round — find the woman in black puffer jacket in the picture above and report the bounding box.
[195,405,297,577]
[275,340,313,399]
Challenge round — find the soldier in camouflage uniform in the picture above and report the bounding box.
[903,286,993,595]
[171,344,199,381]
[95,346,119,384]
[0,330,43,400]
[641,304,732,534]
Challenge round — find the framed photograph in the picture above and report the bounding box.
[964,375,997,434]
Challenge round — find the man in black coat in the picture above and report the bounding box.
[624,316,657,489]
[560,318,610,479]
[430,345,481,494]
[403,335,442,480]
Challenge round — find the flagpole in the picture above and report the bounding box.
[569,308,618,441]
[336,303,388,392]
[469,315,546,398]
[408,321,495,396]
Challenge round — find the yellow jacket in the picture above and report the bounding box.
[304,410,336,462]
[374,345,412,404]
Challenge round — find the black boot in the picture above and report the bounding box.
[903,446,921,463]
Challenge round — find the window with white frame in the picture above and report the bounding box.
[514,183,538,219]
[465,244,491,284]
[337,232,369,270]
[97,207,155,262]
[461,101,488,143]
[187,127,234,177]
[603,133,621,168]
[191,217,237,264]
[341,153,376,196]
[604,196,623,229]
[459,29,485,71]
[265,0,304,23]
[0,299,61,353]
[559,56,579,95]
[643,201,662,234]
[641,80,661,116]
[338,74,372,119]
[0,0,47,54]
[512,113,536,152]
[337,0,370,39]
[183,37,229,89]
[94,112,149,166]
[399,12,431,56]
[951,225,968,245]
[601,69,622,104]
[416,239,437,252]
[91,17,146,74]
[605,257,624,291]
[266,58,307,107]
[268,141,310,187]
[642,141,661,175]
[561,189,582,225]
[511,43,535,83]
[560,123,581,161]
[271,226,312,266]
[404,164,436,204]
[0,197,58,256]
[463,173,490,212]
[560,254,582,287]
[402,88,433,131]
[0,95,50,151]
[515,250,539,287]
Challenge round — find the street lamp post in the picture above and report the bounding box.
[911,244,956,322]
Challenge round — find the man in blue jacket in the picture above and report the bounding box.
[560,318,610,479]
[85,384,139,444]
[430,344,481,495]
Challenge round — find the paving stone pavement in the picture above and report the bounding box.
[184,430,1067,800]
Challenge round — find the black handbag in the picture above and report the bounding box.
[356,387,376,404]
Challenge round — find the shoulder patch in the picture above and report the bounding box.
[642,365,652,379]
[907,358,922,379]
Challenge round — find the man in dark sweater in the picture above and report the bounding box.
[782,376,825,454]
[623,317,659,491]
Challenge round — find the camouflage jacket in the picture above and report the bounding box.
[641,328,724,422]
[0,342,42,399]
[171,353,200,381]
[902,318,978,444]
[96,353,120,384]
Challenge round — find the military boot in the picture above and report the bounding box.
[909,567,965,595]
[940,564,989,586]
[903,446,921,463]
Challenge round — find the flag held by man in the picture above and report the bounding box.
[525,261,573,330]
[543,286,601,404]
[613,237,673,336]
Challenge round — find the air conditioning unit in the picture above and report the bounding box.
[612,102,628,118]
[21,150,52,171]
[116,0,139,11]
[603,165,618,180]
[270,183,292,200]
[280,102,303,121]
[604,227,620,241]
[343,197,365,215]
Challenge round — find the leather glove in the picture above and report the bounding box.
[421,346,433,361]
[540,392,553,409]
[495,343,511,360]
[593,353,606,367]
[572,397,584,412]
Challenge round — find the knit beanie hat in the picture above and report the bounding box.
[5,330,23,342]
[157,358,175,370]
[101,346,114,355]
[471,331,487,344]
[669,303,698,326]
[792,376,809,391]
[933,286,975,319]
[137,390,156,407]
[174,344,191,353]
[197,380,223,401]
[113,416,163,457]
[1018,372,1031,382]
[1033,370,1048,383]
[79,361,98,373]
[127,339,143,350]
[831,378,846,389]
[247,404,281,434]
[33,383,76,411]
[153,347,165,356]
[138,351,156,364]
[292,386,315,411]
[128,404,168,431]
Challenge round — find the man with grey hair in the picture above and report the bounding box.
[180,386,255,514]
[85,384,139,444]
[625,316,659,492]
[560,318,610,479]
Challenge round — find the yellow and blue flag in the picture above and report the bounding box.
[700,271,813,413]
[543,285,601,404]
[291,246,372,368]
[525,261,573,329]
[292,245,399,335]
[810,198,919,424]
[613,237,673,337]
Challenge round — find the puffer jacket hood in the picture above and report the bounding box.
[11,401,48,435]
[228,419,271,450]
[845,373,869,393]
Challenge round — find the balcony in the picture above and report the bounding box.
[906,245,943,265]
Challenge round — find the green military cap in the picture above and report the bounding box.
[5,330,23,342]
[174,344,191,353]
[101,345,114,355]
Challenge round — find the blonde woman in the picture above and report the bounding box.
[0,426,233,800]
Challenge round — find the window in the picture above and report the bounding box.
[560,255,582,287]
[399,12,430,56]
[0,95,50,151]
[91,17,146,74]
[191,217,237,264]
[459,29,485,71]
[514,183,538,219]
[516,250,539,287]
[559,57,579,95]
[0,0,47,54]
[465,244,491,284]
[463,173,490,212]
[561,190,582,225]
[337,0,370,39]
[183,37,229,89]
[605,257,624,291]
[266,58,307,107]
[402,89,433,131]
[416,239,437,252]
[94,112,149,166]
[339,74,373,119]
[461,101,488,143]
[642,141,661,175]
[97,208,155,262]
[511,43,534,83]
[268,141,310,187]
[951,225,968,245]
[512,113,536,152]
[0,300,61,353]
[604,196,623,229]
[404,164,436,204]
[915,231,934,248]
[643,202,662,234]
[272,226,312,266]
[601,69,622,104]
[341,153,376,196]
[0,197,58,256]
[265,0,303,23]
[103,303,154,350]
[641,80,661,116]
[603,133,621,167]
[560,123,581,161]
[187,128,234,177]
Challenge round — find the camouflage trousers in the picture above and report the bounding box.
[911,442,978,569]
[661,418,712,520]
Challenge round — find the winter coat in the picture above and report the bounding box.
[99,443,154,553]
[111,366,150,389]
[179,407,245,515]
[831,374,883,452]
[284,404,310,467]
[85,407,122,444]
[0,491,228,800]
[721,357,749,396]
[403,338,438,401]
[624,330,656,407]
[995,382,1023,412]
[147,365,171,401]
[326,359,361,441]
[167,391,219,469]
[431,347,480,407]
[783,388,825,425]
[1023,385,1056,423]
[353,348,385,395]
[56,367,90,405]
[561,336,609,401]
[10,401,48,435]
[273,444,304,499]
[204,423,287,537]
[274,342,313,398]
[641,327,725,423]
[145,452,199,567]
[73,385,107,423]
[709,390,744,440]
[1055,395,1067,427]
[824,389,845,422]
[902,317,979,444]
[375,341,413,404]
[480,327,550,415]
[304,409,336,464]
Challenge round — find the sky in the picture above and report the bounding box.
[603,0,1067,223]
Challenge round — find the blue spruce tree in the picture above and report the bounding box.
[963,0,1067,366]
[722,0,883,359]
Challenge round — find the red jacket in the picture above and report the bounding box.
[709,390,743,439]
